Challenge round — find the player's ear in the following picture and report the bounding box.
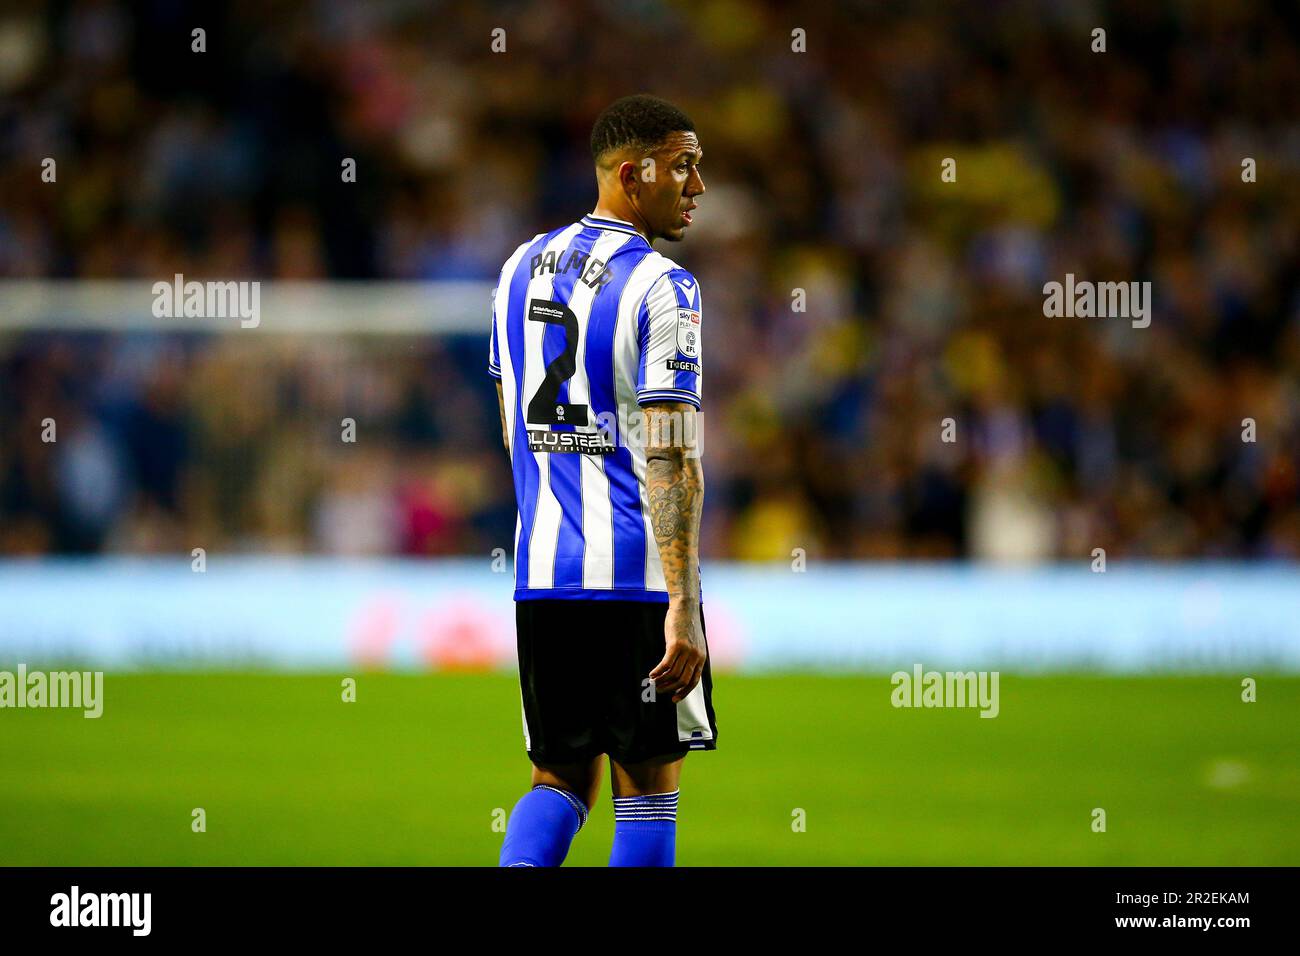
[618,160,639,196]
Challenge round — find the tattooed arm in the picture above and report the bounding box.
[643,402,707,703]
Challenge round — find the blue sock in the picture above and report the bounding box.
[499,785,587,867]
[608,790,679,867]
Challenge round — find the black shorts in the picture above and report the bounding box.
[514,599,718,766]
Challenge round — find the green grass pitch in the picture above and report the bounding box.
[1,673,1295,865]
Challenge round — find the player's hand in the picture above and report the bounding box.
[649,600,706,703]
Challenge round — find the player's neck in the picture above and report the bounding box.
[589,203,652,243]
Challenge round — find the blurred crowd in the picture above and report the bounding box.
[2,0,1298,560]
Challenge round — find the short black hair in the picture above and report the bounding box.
[590,94,695,165]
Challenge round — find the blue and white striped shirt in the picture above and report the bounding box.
[489,214,703,601]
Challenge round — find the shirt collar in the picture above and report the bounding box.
[581,214,649,242]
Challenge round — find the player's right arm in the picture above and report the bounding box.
[644,404,706,703]
[637,266,706,703]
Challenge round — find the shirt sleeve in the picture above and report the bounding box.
[635,268,702,409]
[488,286,502,380]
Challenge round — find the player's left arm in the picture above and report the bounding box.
[496,381,509,456]
[489,283,508,456]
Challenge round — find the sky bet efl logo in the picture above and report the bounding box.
[676,307,700,357]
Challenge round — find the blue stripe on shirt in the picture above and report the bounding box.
[507,230,560,585]
[585,244,656,592]
[544,227,602,589]
[667,269,701,397]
